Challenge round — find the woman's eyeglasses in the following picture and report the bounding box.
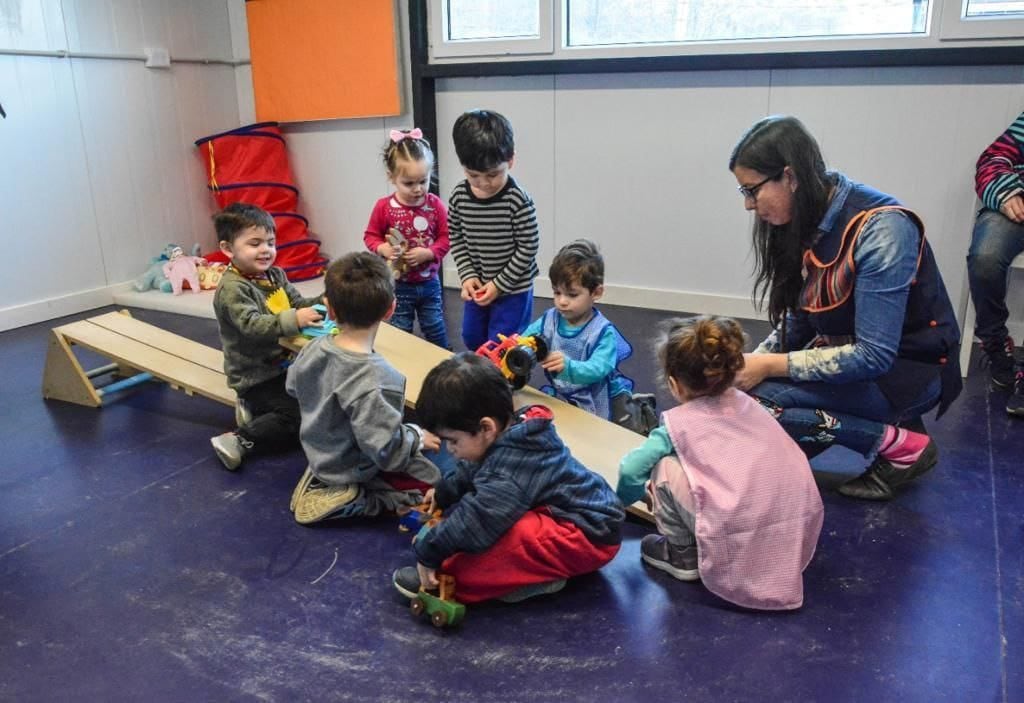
[737,169,784,201]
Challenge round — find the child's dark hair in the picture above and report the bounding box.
[416,353,515,434]
[549,238,604,292]
[452,109,515,172]
[324,252,395,329]
[657,316,746,398]
[214,202,275,243]
[382,130,435,177]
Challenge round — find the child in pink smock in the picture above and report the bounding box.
[616,315,823,610]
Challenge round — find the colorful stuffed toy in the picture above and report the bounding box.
[162,246,207,295]
[132,244,176,292]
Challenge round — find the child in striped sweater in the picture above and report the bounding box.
[448,109,540,351]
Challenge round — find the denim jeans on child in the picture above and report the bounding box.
[750,375,941,458]
[967,208,1024,345]
[461,288,534,352]
[391,277,450,349]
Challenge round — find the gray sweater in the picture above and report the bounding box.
[285,334,426,485]
[213,267,321,394]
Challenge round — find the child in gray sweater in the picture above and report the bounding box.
[286,252,442,524]
[210,203,323,471]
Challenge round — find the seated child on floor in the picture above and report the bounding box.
[285,252,442,524]
[521,239,655,433]
[616,315,823,611]
[392,353,624,604]
[210,203,324,471]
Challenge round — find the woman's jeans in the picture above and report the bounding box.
[750,375,940,458]
[391,277,450,349]
[967,208,1024,345]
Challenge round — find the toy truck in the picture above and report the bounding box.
[475,333,548,390]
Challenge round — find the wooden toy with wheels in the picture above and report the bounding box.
[410,574,466,628]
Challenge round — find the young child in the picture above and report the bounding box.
[392,353,624,604]
[363,128,451,349]
[617,316,824,611]
[210,203,324,471]
[448,109,540,351]
[285,252,442,524]
[521,239,654,432]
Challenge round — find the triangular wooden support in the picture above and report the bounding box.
[41,330,102,408]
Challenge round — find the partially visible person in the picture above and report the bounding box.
[448,109,539,351]
[967,110,1024,416]
[286,252,442,524]
[363,127,451,349]
[521,239,656,434]
[392,353,624,604]
[210,203,323,471]
[617,316,822,610]
[729,115,962,500]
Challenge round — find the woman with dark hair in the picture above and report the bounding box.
[729,115,962,501]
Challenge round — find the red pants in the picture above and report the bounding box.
[441,508,620,603]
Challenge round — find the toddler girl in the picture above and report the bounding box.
[364,128,451,348]
[617,315,823,610]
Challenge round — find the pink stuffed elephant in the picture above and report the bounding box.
[162,246,207,295]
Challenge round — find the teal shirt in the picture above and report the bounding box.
[523,312,621,387]
[615,425,673,505]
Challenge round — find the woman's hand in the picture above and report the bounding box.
[734,352,788,391]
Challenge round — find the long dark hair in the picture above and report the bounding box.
[729,116,832,332]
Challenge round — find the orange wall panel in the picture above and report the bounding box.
[245,0,401,123]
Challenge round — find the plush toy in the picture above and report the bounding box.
[196,262,228,290]
[132,244,177,292]
[162,246,207,295]
[386,228,410,279]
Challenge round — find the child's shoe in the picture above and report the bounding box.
[234,398,252,428]
[498,579,567,603]
[293,483,361,525]
[393,566,421,599]
[640,534,699,581]
[210,432,252,471]
[1007,369,1024,417]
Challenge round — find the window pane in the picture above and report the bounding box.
[567,0,929,46]
[964,0,1024,17]
[447,0,540,41]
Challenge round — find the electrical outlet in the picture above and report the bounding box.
[144,48,171,69]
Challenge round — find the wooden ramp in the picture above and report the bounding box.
[43,311,235,408]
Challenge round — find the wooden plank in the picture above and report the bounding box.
[86,311,225,374]
[41,330,102,407]
[56,321,236,407]
[282,324,649,514]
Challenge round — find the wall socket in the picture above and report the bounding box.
[144,48,171,69]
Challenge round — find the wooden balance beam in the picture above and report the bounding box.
[43,310,235,408]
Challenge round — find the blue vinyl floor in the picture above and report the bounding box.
[1,298,1021,702]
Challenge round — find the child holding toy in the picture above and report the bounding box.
[616,316,823,610]
[448,109,540,351]
[285,252,442,524]
[210,203,323,471]
[521,239,655,433]
[363,128,451,349]
[392,353,624,604]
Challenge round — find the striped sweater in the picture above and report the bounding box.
[976,111,1024,210]
[447,177,539,295]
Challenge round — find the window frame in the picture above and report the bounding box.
[425,0,1024,66]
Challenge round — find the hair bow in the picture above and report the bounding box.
[389,127,423,142]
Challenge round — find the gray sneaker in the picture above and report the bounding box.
[210,432,251,471]
[640,534,699,581]
[234,399,253,428]
[498,579,567,603]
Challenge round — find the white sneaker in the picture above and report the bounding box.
[234,399,252,428]
[210,432,251,471]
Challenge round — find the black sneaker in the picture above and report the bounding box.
[393,566,421,599]
[980,337,1016,389]
[640,534,699,581]
[1007,369,1024,417]
[837,439,938,501]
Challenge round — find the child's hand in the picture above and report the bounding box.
[377,242,397,261]
[1001,194,1024,224]
[417,563,439,590]
[473,281,499,306]
[296,306,323,328]
[460,277,482,302]
[540,351,566,375]
[403,247,434,267]
[423,488,437,513]
[421,429,442,452]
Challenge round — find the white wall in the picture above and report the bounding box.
[0,0,239,331]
